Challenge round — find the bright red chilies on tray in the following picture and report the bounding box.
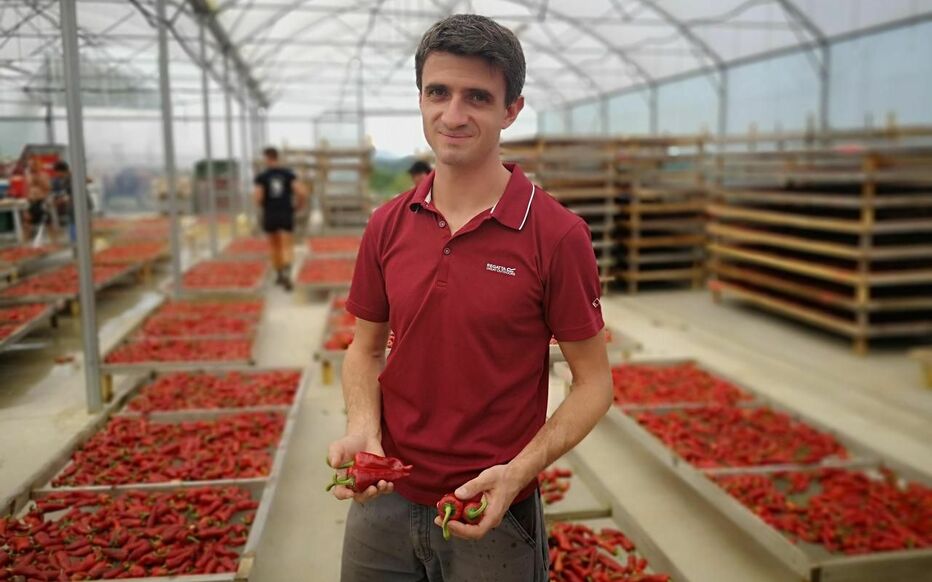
[52,413,285,486]
[0,487,256,577]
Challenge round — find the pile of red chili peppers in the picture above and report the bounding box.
[325,452,413,493]
[0,487,255,578]
[156,299,264,320]
[126,371,301,412]
[610,363,751,407]
[548,522,671,581]
[181,260,266,290]
[0,304,48,325]
[540,467,573,505]
[137,313,256,339]
[105,337,253,364]
[634,406,848,468]
[713,467,932,555]
[52,413,284,487]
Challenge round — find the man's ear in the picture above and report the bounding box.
[502,95,524,130]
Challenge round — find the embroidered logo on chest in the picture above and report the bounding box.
[486,263,517,277]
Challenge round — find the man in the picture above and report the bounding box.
[407,159,432,186]
[328,14,612,582]
[51,161,93,245]
[25,156,52,241]
[253,147,307,291]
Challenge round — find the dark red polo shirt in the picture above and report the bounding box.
[346,163,604,506]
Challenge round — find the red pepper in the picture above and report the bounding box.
[325,452,413,492]
[8,538,30,553]
[462,494,488,525]
[87,562,109,578]
[435,493,464,541]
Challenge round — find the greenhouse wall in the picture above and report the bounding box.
[608,90,651,136]
[657,75,719,135]
[830,20,932,128]
[537,19,932,137]
[569,101,604,136]
[727,51,819,133]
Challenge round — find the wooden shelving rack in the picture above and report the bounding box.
[315,144,374,231]
[502,136,709,292]
[617,140,707,292]
[706,145,932,354]
[502,137,618,287]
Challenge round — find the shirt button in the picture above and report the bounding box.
[438,220,446,228]
[443,247,451,255]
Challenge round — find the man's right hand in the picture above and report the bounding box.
[327,433,395,503]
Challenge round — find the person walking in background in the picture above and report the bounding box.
[51,161,93,246]
[25,156,52,242]
[253,147,307,291]
[407,159,432,186]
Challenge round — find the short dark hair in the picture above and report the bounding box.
[53,161,70,173]
[415,14,526,106]
[408,160,432,176]
[263,147,279,160]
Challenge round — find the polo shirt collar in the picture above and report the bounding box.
[408,163,537,231]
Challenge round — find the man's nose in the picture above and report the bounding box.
[440,95,469,128]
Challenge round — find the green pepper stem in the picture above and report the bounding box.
[465,496,488,520]
[325,455,355,470]
[441,503,453,541]
[325,474,356,492]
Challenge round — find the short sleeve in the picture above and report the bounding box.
[253,171,264,187]
[544,221,605,342]
[346,214,389,323]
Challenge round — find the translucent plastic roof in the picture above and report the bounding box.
[2,0,932,117]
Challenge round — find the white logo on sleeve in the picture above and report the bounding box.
[592,298,601,309]
[486,263,517,277]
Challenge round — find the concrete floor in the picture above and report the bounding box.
[2,262,931,581]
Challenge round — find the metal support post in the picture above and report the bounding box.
[45,53,55,144]
[241,89,254,223]
[200,17,218,256]
[819,43,831,133]
[223,52,238,239]
[59,0,103,412]
[717,69,729,138]
[158,0,182,296]
[648,84,659,135]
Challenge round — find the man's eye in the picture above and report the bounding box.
[427,87,446,97]
[470,93,489,103]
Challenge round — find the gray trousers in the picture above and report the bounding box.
[340,492,549,582]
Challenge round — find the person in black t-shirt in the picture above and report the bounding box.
[407,159,432,186]
[253,147,307,290]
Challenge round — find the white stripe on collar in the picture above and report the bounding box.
[426,183,535,229]
[518,185,536,230]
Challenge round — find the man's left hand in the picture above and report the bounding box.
[433,463,524,540]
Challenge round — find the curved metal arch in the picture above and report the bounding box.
[772,0,829,131]
[773,0,826,44]
[237,0,655,91]
[627,0,725,72]
[503,0,655,87]
[352,3,595,109]
[241,1,373,68]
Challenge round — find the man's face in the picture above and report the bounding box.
[419,52,523,168]
[411,172,428,186]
